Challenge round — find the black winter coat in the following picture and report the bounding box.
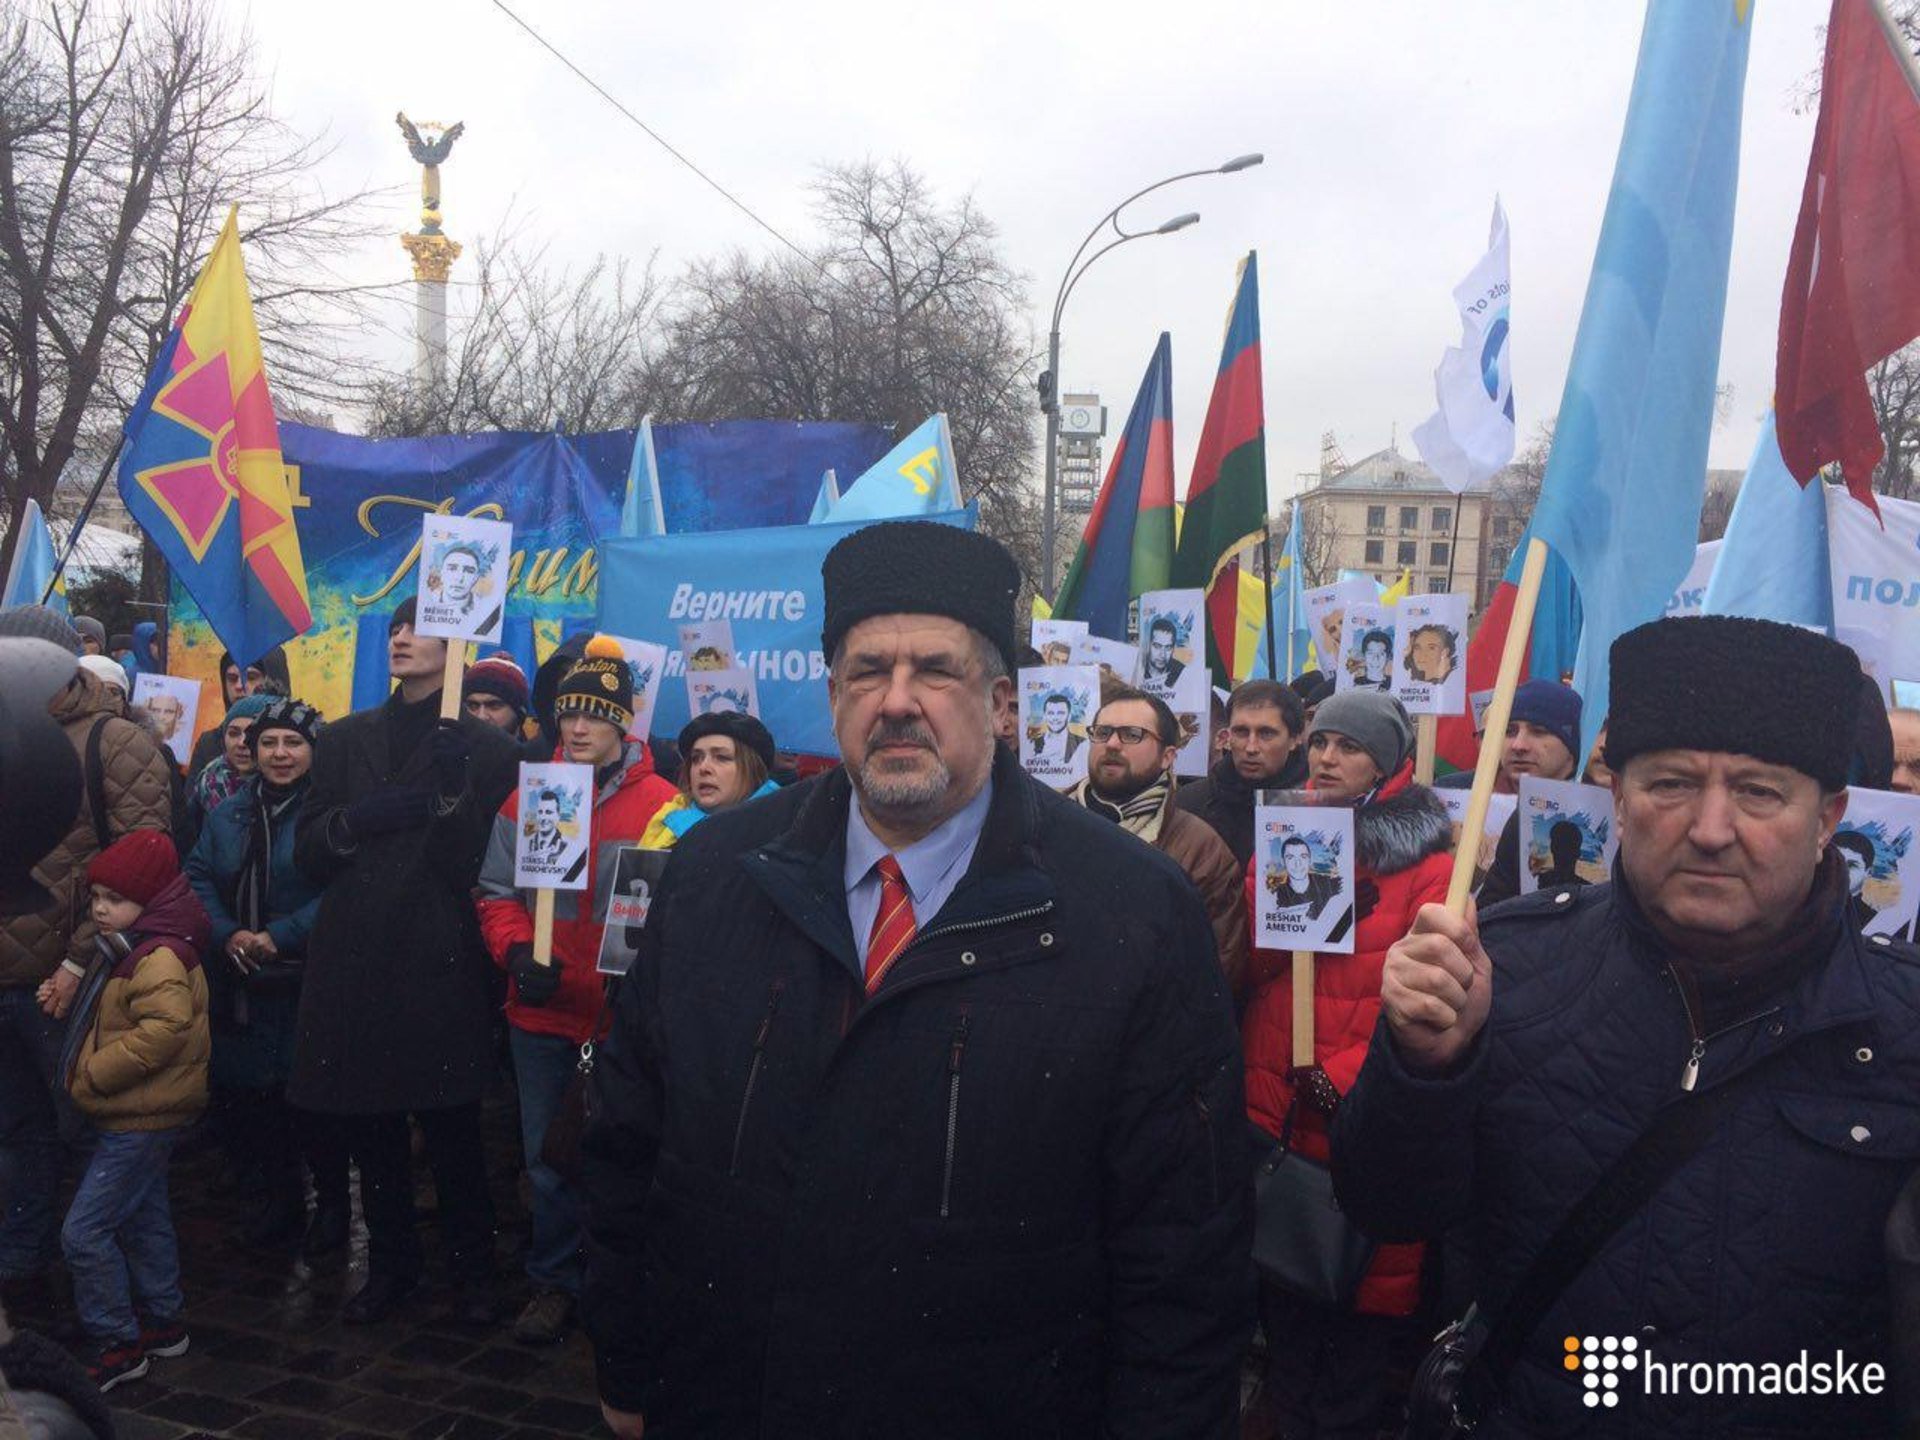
[289,690,518,1114]
[1332,874,1920,1438]
[1172,749,1308,867]
[581,745,1252,1439]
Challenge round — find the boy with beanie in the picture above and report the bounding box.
[476,637,675,1344]
[56,832,210,1392]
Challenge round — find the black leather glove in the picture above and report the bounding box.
[429,719,471,800]
[508,941,562,1006]
[1287,1063,1342,1117]
[1352,876,1381,926]
[344,787,430,840]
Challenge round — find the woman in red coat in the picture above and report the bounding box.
[1242,688,1451,1440]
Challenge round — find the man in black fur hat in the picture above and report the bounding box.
[1333,616,1920,1437]
[581,520,1250,1439]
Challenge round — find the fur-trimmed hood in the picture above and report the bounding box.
[1352,762,1450,876]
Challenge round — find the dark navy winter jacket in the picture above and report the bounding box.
[1332,874,1920,1438]
[579,745,1253,1439]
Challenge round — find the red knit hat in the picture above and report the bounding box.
[86,830,180,906]
[463,652,530,713]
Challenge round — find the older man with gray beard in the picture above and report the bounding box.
[581,521,1250,1440]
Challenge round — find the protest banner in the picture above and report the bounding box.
[414,515,512,720]
[596,508,972,756]
[598,846,671,977]
[1663,540,1723,618]
[1516,777,1617,895]
[516,761,594,969]
[165,420,894,725]
[1827,487,1920,691]
[1834,788,1920,941]
[1018,665,1098,791]
[131,674,200,768]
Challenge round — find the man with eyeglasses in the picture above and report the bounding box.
[1068,686,1247,998]
[1175,678,1308,867]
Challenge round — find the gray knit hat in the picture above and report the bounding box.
[71,616,107,651]
[1309,689,1415,778]
[0,605,82,655]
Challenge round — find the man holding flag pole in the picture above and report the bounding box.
[1333,5,1920,1436]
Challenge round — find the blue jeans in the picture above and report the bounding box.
[0,986,70,1279]
[61,1128,183,1345]
[508,1027,584,1295]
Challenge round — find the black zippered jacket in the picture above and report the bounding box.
[581,745,1252,1438]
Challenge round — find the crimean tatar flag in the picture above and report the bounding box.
[119,207,310,665]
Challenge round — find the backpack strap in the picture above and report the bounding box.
[84,715,114,849]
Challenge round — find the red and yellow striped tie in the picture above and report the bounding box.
[864,855,918,992]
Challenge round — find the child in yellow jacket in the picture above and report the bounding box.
[51,831,210,1392]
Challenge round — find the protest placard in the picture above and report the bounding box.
[1032,618,1089,668]
[1337,602,1395,694]
[515,763,594,890]
[1018,665,1098,791]
[415,515,510,646]
[608,636,669,742]
[1253,798,1356,954]
[687,666,760,720]
[1394,594,1468,716]
[131,673,200,768]
[678,619,736,673]
[1517,777,1617,895]
[1070,633,1138,685]
[597,846,672,976]
[1834,787,1920,941]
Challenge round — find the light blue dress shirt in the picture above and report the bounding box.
[844,778,994,968]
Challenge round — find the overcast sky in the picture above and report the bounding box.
[229,0,1829,506]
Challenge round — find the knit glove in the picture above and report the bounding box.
[429,719,471,801]
[508,942,562,1006]
[1287,1064,1342,1117]
[344,788,430,840]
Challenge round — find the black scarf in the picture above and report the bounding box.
[235,774,308,933]
[1618,848,1848,1034]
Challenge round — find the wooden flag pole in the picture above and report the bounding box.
[1444,537,1551,914]
[438,639,468,722]
[1291,949,1314,1067]
[1414,714,1437,786]
[532,888,557,968]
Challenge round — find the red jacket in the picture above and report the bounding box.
[477,741,677,1043]
[1242,759,1451,1316]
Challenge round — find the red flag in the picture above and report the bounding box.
[1776,0,1920,514]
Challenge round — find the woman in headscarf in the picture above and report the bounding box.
[185,698,347,1255]
[182,693,275,852]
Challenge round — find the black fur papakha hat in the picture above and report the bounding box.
[821,522,1021,675]
[1603,616,1862,791]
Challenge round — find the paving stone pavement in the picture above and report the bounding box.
[8,1075,607,1439]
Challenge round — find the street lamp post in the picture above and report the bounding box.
[1039,152,1263,599]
